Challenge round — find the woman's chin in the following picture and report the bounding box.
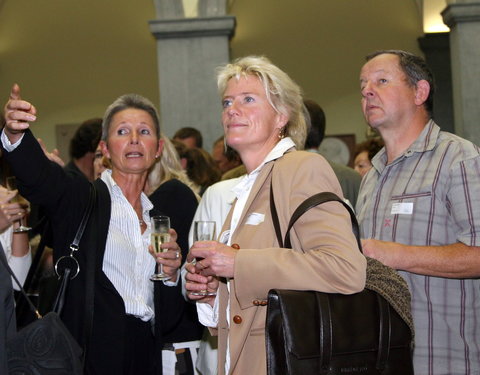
[225,137,243,150]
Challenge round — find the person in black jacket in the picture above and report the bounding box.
[147,135,203,374]
[2,84,185,375]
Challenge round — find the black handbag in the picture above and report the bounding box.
[3,184,96,374]
[266,185,414,374]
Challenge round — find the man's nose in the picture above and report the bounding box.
[361,82,374,97]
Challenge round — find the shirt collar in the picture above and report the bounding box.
[252,137,296,173]
[371,119,438,172]
[101,169,153,212]
[232,137,295,197]
[405,119,438,154]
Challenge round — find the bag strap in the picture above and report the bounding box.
[0,247,41,318]
[20,215,50,296]
[269,182,284,248]
[11,217,51,324]
[52,183,96,315]
[69,183,96,255]
[269,179,362,252]
[82,180,102,365]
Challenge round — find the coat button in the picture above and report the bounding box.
[233,315,242,324]
[253,300,259,306]
[232,243,240,250]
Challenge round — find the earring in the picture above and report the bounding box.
[278,127,285,139]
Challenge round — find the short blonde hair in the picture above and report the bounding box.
[217,56,307,149]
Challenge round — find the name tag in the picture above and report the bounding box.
[391,202,413,215]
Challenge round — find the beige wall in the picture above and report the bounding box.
[0,0,159,152]
[0,0,422,155]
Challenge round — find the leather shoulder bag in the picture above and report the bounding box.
[266,182,414,375]
[3,183,96,374]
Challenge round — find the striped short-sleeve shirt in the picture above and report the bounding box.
[356,120,480,375]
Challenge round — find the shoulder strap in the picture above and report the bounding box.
[21,216,50,294]
[269,169,362,252]
[270,182,284,248]
[52,183,96,313]
[0,246,41,318]
[82,180,101,365]
[285,192,361,250]
[14,216,51,324]
[71,183,97,251]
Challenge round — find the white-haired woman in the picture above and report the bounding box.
[185,56,367,374]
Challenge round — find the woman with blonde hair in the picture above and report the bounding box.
[185,56,366,374]
[146,134,200,200]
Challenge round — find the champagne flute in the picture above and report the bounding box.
[190,220,217,296]
[5,176,31,233]
[150,215,171,281]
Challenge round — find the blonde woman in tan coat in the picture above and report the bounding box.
[185,56,367,374]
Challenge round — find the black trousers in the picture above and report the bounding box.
[124,315,155,375]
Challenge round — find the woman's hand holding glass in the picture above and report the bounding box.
[5,177,31,232]
[149,217,182,282]
[186,238,240,302]
[189,221,217,297]
[0,185,29,232]
[185,260,219,305]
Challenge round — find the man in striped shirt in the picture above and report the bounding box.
[356,50,480,375]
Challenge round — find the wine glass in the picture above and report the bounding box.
[150,215,171,281]
[193,221,216,242]
[190,220,217,296]
[5,176,31,233]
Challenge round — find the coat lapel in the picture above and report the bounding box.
[231,161,274,241]
[225,161,275,373]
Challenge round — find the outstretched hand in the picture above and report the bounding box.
[4,84,37,143]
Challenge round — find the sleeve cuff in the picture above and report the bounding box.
[163,269,180,287]
[1,129,24,152]
[196,297,219,328]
